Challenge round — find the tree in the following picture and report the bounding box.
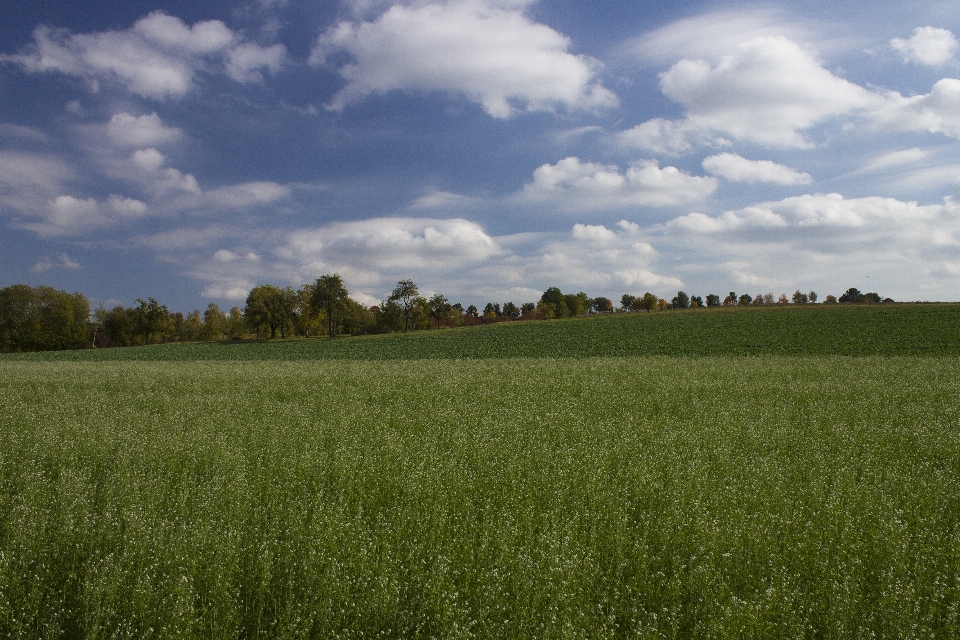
[729,292,738,305]
[133,297,172,344]
[763,292,775,305]
[777,293,789,305]
[636,292,660,313]
[620,294,636,311]
[823,295,838,304]
[311,274,350,337]
[864,292,882,304]
[244,285,296,338]
[671,291,690,309]
[465,304,479,318]
[227,306,246,339]
[705,294,721,308]
[428,293,452,328]
[483,302,499,320]
[738,293,753,306]
[593,297,613,313]
[792,290,808,304]
[838,287,865,304]
[389,279,419,331]
[753,293,765,305]
[540,287,568,319]
[0,284,90,352]
[502,301,520,319]
[520,302,536,318]
[690,295,703,309]
[808,291,818,303]
[203,303,227,341]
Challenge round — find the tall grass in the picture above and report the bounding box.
[2,357,959,637]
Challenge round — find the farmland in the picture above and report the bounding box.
[2,305,960,638]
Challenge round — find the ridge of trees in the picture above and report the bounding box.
[0,281,898,353]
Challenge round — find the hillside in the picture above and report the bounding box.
[4,303,960,361]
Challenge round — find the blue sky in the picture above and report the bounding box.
[1,0,959,310]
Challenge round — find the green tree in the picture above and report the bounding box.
[227,306,247,339]
[593,297,613,313]
[792,290,808,304]
[705,294,720,307]
[244,285,296,339]
[838,287,865,304]
[389,279,420,332]
[620,294,636,311]
[133,297,172,345]
[738,293,753,306]
[311,274,350,337]
[671,291,690,309]
[540,287,568,319]
[428,293,452,328]
[635,292,660,313]
[0,284,90,352]
[203,303,227,341]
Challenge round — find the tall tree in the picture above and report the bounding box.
[133,297,171,345]
[244,285,296,339]
[428,293,452,328]
[671,291,690,309]
[389,279,419,332]
[0,284,90,352]
[311,274,350,337]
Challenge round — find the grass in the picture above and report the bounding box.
[1,305,959,637]
[4,303,960,361]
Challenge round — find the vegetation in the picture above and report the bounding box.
[5,302,959,362]
[2,352,959,637]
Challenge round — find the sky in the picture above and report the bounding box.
[1,0,959,310]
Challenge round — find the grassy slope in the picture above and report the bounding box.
[1,305,959,637]
[4,303,960,361]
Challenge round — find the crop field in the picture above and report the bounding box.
[2,305,960,638]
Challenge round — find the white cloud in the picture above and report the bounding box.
[658,36,879,147]
[873,79,960,139]
[407,190,478,210]
[226,42,286,83]
[621,9,819,67]
[310,0,617,118]
[891,27,958,66]
[31,253,81,274]
[107,113,183,147]
[204,181,290,208]
[2,11,287,99]
[703,153,812,185]
[521,157,717,209]
[616,118,719,155]
[857,148,929,174]
[284,217,501,274]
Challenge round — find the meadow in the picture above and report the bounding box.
[1,305,959,638]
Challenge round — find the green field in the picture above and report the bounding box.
[2,306,959,637]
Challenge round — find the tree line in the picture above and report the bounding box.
[0,280,893,353]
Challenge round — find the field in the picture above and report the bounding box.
[2,305,960,638]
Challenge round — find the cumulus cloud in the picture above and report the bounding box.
[204,181,290,209]
[284,217,501,275]
[106,112,183,147]
[657,36,879,147]
[615,118,720,155]
[872,79,960,139]
[31,253,81,274]
[2,11,287,99]
[702,153,812,185]
[15,193,148,237]
[520,157,717,209]
[891,27,958,66]
[310,0,617,118]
